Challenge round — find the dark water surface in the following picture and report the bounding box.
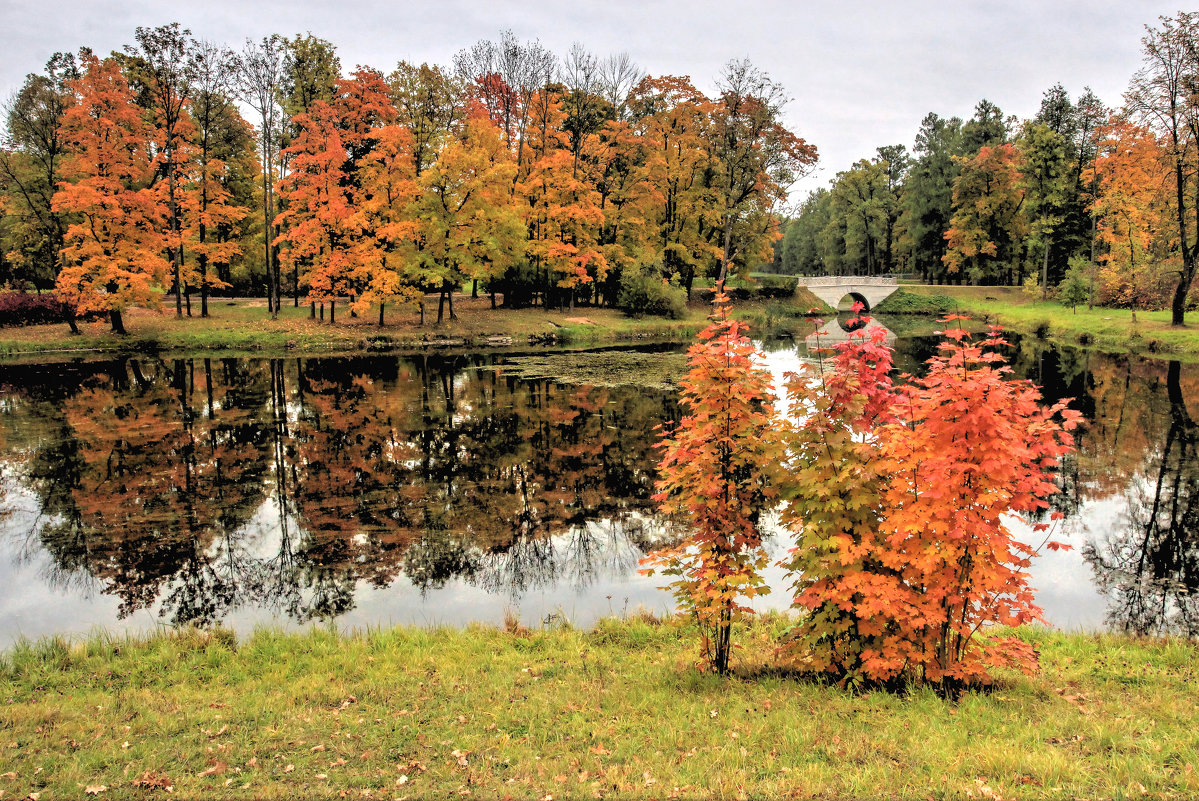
[0,330,1195,645]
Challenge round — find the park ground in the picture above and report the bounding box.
[2,284,1199,362]
[1,616,1196,800]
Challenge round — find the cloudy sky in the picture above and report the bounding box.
[1,0,1184,197]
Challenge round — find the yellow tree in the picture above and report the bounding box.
[1089,118,1176,307]
[629,75,723,299]
[412,113,523,322]
[52,54,168,334]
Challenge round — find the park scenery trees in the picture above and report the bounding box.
[2,27,821,332]
[8,14,1199,329]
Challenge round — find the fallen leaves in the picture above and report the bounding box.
[84,786,107,795]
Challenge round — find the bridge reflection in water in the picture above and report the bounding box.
[804,316,896,350]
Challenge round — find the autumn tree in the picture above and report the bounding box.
[707,59,817,287]
[1089,118,1176,307]
[628,75,721,298]
[519,88,608,309]
[943,144,1027,284]
[642,296,780,674]
[1126,12,1199,325]
[353,122,420,324]
[52,54,168,334]
[412,113,523,322]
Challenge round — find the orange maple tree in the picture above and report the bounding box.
[642,294,780,674]
[52,54,168,334]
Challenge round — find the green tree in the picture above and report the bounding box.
[896,113,963,282]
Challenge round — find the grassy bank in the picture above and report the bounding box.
[903,285,1199,359]
[2,618,1196,800]
[0,297,711,359]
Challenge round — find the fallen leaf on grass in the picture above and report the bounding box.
[588,744,610,755]
[200,760,227,777]
[2,772,16,779]
[84,786,107,795]
[131,771,173,791]
[283,764,294,774]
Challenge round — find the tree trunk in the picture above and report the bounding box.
[110,309,126,335]
[199,253,209,318]
[437,286,446,323]
[310,302,315,319]
[472,279,478,299]
[66,315,80,335]
[490,288,497,310]
[378,302,385,326]
[1171,260,1193,326]
[329,299,335,324]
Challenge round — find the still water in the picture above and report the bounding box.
[0,326,1195,645]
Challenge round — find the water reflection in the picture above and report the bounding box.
[1083,360,1199,635]
[1,340,1198,642]
[0,354,678,637]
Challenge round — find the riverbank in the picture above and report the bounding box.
[0,291,840,360]
[902,285,1199,359]
[0,297,707,360]
[2,618,1195,800]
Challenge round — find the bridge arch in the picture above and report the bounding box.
[836,291,872,311]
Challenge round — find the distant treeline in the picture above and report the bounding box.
[774,12,1199,323]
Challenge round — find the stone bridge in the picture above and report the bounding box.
[797,275,899,311]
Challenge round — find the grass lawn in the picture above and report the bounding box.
[902,285,1199,359]
[2,617,1196,800]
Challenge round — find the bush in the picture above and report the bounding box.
[0,291,95,327]
[618,273,688,319]
[871,289,955,315]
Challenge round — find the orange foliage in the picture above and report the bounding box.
[642,295,781,673]
[51,55,169,329]
[1089,118,1178,308]
[781,311,1081,690]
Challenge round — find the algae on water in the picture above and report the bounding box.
[500,349,688,390]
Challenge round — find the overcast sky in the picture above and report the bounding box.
[1,0,1185,197]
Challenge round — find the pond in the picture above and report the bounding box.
[0,322,1195,646]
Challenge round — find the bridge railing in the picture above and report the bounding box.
[797,275,898,287]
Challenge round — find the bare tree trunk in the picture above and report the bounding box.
[110,309,127,335]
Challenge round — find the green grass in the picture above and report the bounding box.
[903,285,1199,359]
[1,619,1196,799]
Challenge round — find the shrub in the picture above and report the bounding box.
[618,273,688,319]
[0,291,94,327]
[871,289,955,315]
[780,312,1081,692]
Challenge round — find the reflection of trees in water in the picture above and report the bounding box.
[0,354,676,627]
[1084,361,1199,636]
